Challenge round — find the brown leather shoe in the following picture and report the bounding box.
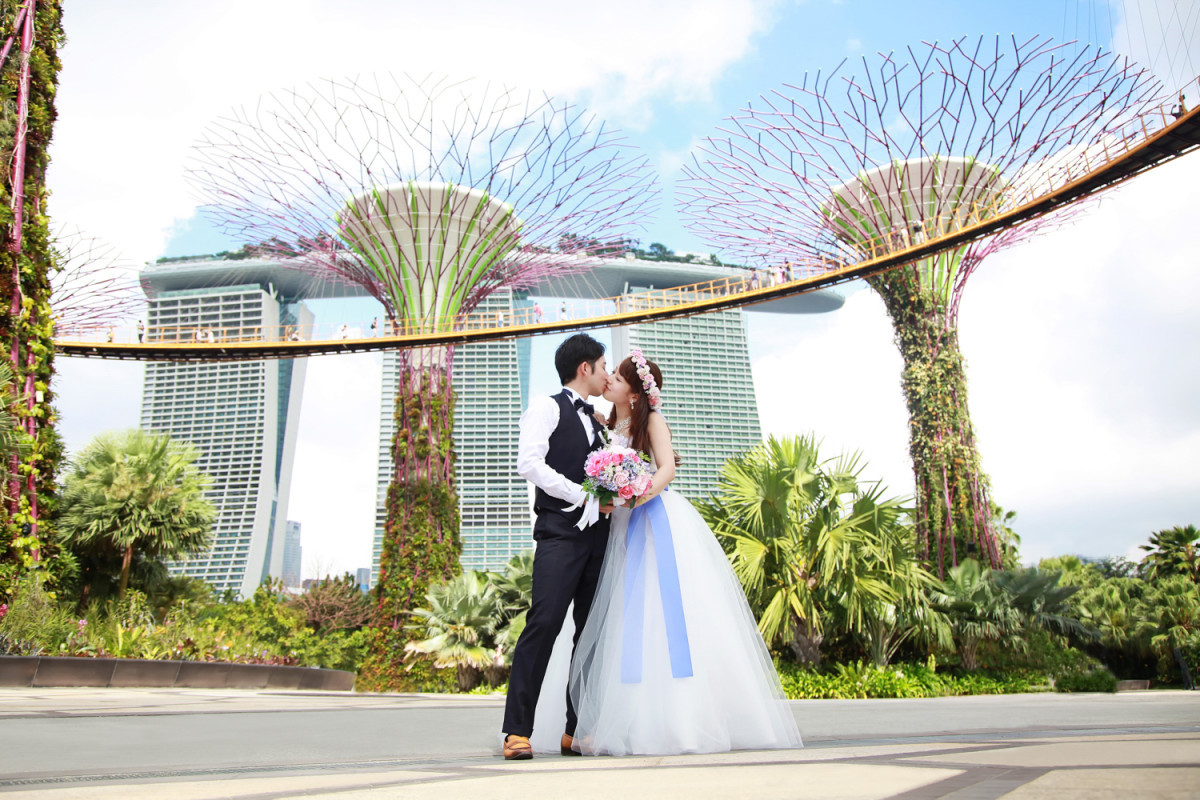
[503,734,533,760]
[561,733,581,756]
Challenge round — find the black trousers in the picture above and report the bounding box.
[502,510,609,738]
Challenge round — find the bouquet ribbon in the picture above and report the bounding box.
[621,491,693,683]
[564,495,601,531]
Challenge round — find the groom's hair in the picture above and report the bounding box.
[555,333,605,384]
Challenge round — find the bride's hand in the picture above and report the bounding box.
[599,502,615,514]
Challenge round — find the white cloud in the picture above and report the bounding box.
[47,0,780,262]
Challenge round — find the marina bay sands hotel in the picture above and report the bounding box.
[138,257,842,596]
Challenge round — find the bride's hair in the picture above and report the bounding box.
[607,355,681,465]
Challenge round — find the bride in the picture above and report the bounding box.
[530,349,802,756]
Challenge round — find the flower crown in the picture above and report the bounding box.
[630,348,662,410]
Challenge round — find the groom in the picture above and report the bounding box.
[502,333,612,760]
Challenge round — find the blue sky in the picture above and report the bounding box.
[47,1,1199,577]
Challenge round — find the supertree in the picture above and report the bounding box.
[0,0,64,597]
[188,74,658,688]
[680,36,1162,574]
[49,227,143,337]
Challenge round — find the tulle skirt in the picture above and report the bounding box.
[529,490,802,756]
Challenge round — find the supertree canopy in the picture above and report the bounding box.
[188,74,658,689]
[49,228,143,337]
[680,35,1162,574]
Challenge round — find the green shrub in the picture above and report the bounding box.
[1055,666,1118,693]
[775,660,1047,700]
[0,575,81,655]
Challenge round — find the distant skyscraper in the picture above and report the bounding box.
[612,306,761,498]
[282,521,302,588]
[355,567,371,592]
[139,262,314,597]
[374,289,533,578]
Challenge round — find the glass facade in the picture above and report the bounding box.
[282,521,302,588]
[139,284,312,597]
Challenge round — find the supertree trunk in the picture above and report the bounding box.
[358,346,461,691]
[0,0,65,598]
[870,262,998,576]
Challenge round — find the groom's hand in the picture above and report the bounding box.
[599,502,615,514]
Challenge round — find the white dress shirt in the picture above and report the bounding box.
[517,388,596,506]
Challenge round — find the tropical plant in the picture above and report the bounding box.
[993,567,1093,642]
[928,559,1023,670]
[850,494,949,667]
[1140,525,1200,584]
[404,570,503,691]
[1037,556,1099,590]
[1135,576,1200,669]
[699,435,910,666]
[488,550,534,675]
[0,573,77,655]
[1073,577,1145,653]
[57,429,216,600]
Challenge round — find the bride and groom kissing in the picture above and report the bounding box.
[501,333,802,759]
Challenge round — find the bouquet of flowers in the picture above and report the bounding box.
[583,445,654,507]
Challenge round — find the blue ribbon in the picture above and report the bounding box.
[621,491,693,683]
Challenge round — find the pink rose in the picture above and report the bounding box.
[633,474,652,494]
[618,484,635,500]
[615,470,629,487]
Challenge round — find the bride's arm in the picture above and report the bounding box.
[635,413,675,505]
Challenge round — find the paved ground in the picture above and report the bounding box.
[0,688,1197,798]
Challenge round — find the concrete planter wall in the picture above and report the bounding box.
[0,656,354,691]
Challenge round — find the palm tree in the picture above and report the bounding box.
[852,497,949,667]
[58,429,215,601]
[993,568,1093,643]
[404,570,502,691]
[1075,577,1145,653]
[1140,525,1200,584]
[698,435,910,666]
[928,559,1023,670]
[1137,575,1195,690]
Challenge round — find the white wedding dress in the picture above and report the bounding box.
[529,432,802,756]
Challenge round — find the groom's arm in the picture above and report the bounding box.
[517,395,586,506]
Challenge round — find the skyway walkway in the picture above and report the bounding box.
[54,97,1200,363]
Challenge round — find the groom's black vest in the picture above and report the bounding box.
[534,390,605,522]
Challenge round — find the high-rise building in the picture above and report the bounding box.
[355,567,371,592]
[139,261,317,597]
[282,521,303,588]
[611,307,760,499]
[374,288,533,575]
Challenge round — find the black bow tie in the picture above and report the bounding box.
[573,397,595,417]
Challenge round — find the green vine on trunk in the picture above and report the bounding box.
[0,1,65,600]
[869,263,999,576]
[357,354,462,692]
